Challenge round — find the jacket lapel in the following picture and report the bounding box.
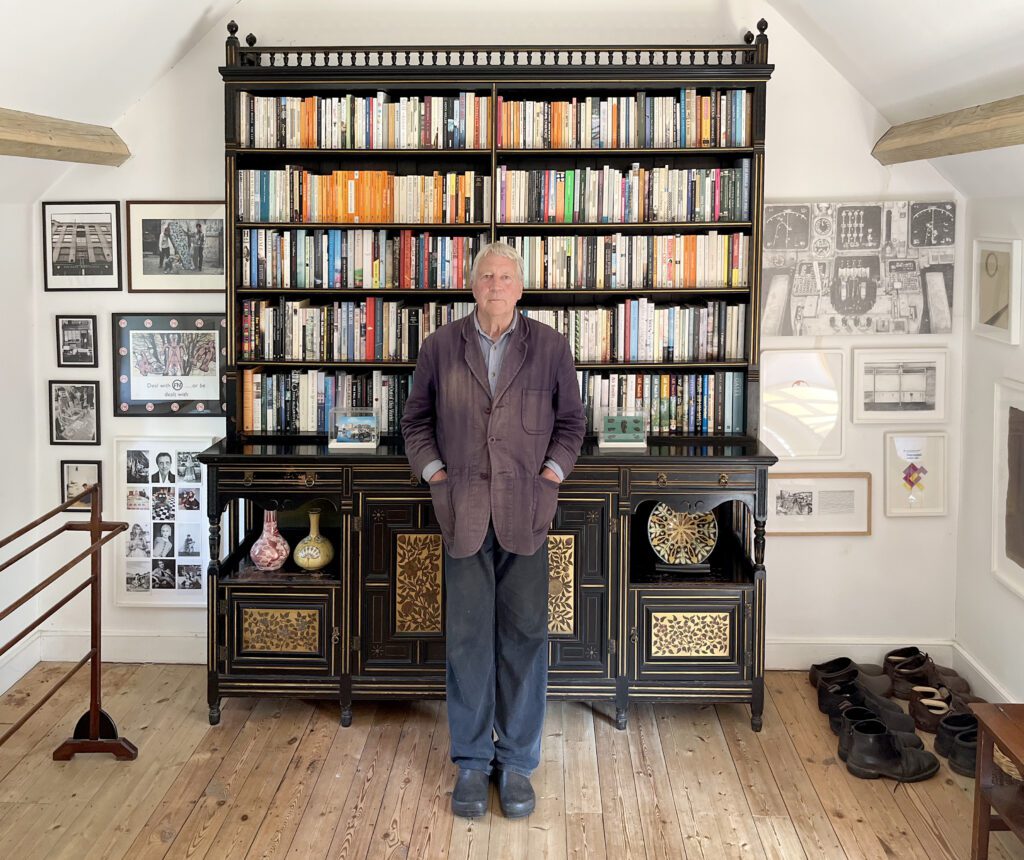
[492,316,528,405]
[460,314,492,398]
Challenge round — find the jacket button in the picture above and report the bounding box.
[479,472,489,479]
[484,406,491,414]
[488,436,496,443]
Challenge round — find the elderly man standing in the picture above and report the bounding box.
[401,241,586,819]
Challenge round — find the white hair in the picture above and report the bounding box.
[469,241,524,286]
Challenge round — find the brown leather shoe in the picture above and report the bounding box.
[891,653,971,700]
[908,686,951,733]
[884,647,961,681]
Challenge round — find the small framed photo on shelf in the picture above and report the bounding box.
[766,472,871,536]
[112,313,226,416]
[852,349,947,423]
[60,460,102,512]
[49,381,100,445]
[884,431,947,517]
[972,238,1022,345]
[126,201,226,293]
[42,201,122,292]
[991,378,1024,599]
[55,315,99,368]
[329,407,379,450]
[760,350,844,459]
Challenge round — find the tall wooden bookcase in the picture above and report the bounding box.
[200,21,777,731]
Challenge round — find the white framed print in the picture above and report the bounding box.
[767,472,871,536]
[991,378,1024,599]
[852,349,947,423]
[760,350,843,459]
[972,238,1022,345]
[884,432,947,517]
[115,436,213,607]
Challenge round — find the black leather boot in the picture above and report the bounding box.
[496,770,535,818]
[845,719,939,782]
[837,706,923,761]
[821,683,916,733]
[948,729,978,777]
[935,713,978,758]
[451,768,489,818]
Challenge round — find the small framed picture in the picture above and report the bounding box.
[767,472,871,536]
[126,201,225,292]
[42,201,122,291]
[55,315,99,368]
[991,378,1024,599]
[60,460,102,512]
[760,350,844,459]
[972,238,1022,345]
[852,349,947,423]
[49,381,100,445]
[884,431,947,517]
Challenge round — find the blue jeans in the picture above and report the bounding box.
[444,520,549,777]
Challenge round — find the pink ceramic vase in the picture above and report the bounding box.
[250,510,290,570]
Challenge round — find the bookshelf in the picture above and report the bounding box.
[200,21,777,731]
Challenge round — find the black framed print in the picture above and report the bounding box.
[55,315,99,368]
[112,313,226,416]
[60,460,102,511]
[42,201,122,291]
[126,201,225,293]
[49,381,100,445]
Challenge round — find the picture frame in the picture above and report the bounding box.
[111,313,226,416]
[852,349,947,423]
[60,460,102,512]
[49,380,100,445]
[883,431,947,517]
[42,201,122,292]
[115,436,213,607]
[760,350,844,459]
[991,378,1024,600]
[126,201,225,293]
[972,237,1022,345]
[55,315,99,368]
[766,471,871,536]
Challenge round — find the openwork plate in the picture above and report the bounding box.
[646,503,718,565]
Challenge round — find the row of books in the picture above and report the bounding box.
[238,92,492,150]
[496,162,752,224]
[502,232,750,290]
[237,168,491,224]
[240,228,488,290]
[521,300,746,363]
[495,89,752,149]
[580,370,746,436]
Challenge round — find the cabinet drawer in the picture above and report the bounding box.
[219,467,344,492]
[631,466,756,491]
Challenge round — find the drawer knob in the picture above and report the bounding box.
[302,472,316,488]
[242,471,254,487]
[656,472,668,487]
[331,626,340,646]
[630,626,639,644]
[718,473,729,487]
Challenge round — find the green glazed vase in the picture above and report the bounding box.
[293,507,334,571]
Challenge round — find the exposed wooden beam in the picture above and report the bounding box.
[872,93,1024,165]
[0,107,129,167]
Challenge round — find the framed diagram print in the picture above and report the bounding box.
[884,432,947,517]
[852,349,947,423]
[767,472,872,536]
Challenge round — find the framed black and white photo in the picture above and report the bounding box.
[972,238,1022,345]
[992,378,1024,599]
[767,472,871,536]
[49,381,100,445]
[760,350,844,459]
[60,460,102,512]
[111,313,226,416]
[42,201,122,292]
[852,349,947,423]
[55,315,99,368]
[126,201,225,293]
[115,436,214,607]
[884,431,947,517]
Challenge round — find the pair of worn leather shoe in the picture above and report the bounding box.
[933,712,979,777]
[818,680,915,734]
[909,685,987,733]
[808,657,893,697]
[883,647,970,700]
[844,719,940,782]
[450,768,535,819]
[835,705,923,762]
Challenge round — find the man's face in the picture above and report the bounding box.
[471,254,523,318]
[157,456,171,472]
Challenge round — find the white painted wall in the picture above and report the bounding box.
[953,197,1024,702]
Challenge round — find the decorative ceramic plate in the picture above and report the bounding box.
[646,503,718,565]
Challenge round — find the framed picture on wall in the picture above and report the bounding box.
[49,380,100,445]
[55,315,99,368]
[126,201,225,292]
[991,378,1024,599]
[42,201,122,292]
[884,431,947,517]
[972,238,1022,345]
[60,460,102,512]
[111,313,227,416]
[852,349,947,423]
[766,472,871,536]
[760,350,844,459]
[115,436,213,607]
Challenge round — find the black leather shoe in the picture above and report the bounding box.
[846,719,939,782]
[837,706,923,761]
[497,770,535,819]
[935,712,978,758]
[451,768,489,818]
[948,729,978,778]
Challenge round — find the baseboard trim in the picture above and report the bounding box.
[39,629,206,665]
[0,631,42,696]
[950,642,1016,703]
[766,637,955,671]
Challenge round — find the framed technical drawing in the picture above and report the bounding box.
[972,238,1022,345]
[884,432,947,517]
[760,350,843,459]
[126,201,226,292]
[115,436,213,607]
[42,201,122,291]
[992,378,1024,599]
[767,472,871,536]
[852,349,947,423]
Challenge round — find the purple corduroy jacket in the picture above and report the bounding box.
[400,311,586,558]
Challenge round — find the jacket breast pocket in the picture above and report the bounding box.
[522,388,554,435]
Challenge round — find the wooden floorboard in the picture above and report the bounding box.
[0,663,1021,859]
